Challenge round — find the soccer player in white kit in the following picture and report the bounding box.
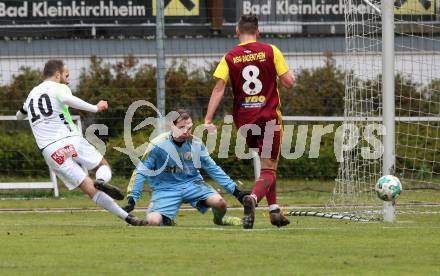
[15,60,147,226]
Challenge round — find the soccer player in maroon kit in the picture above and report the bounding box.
[204,14,295,229]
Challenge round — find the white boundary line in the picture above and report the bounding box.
[1,203,440,213]
[2,223,440,231]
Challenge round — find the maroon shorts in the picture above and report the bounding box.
[240,122,282,160]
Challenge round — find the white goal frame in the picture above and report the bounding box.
[0,115,82,197]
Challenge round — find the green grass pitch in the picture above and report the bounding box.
[0,190,439,275]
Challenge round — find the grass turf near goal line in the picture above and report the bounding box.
[0,209,439,275]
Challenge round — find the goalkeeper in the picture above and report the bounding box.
[123,109,248,226]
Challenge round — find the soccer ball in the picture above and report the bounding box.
[375,175,402,201]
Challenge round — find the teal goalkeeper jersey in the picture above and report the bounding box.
[128,132,237,202]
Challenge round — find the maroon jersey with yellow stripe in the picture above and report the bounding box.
[214,41,289,128]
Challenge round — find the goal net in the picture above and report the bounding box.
[330,0,440,220]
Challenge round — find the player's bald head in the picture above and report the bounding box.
[238,14,259,35]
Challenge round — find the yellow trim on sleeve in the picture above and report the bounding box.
[126,168,140,196]
[271,45,289,77]
[126,132,170,196]
[213,55,229,82]
[125,144,153,196]
[275,102,283,161]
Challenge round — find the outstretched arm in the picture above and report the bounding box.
[205,55,229,128]
[204,78,226,125]
[128,168,148,204]
[199,145,248,204]
[126,145,158,204]
[202,156,236,194]
[198,143,235,194]
[122,161,150,213]
[58,93,108,113]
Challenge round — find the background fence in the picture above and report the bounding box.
[1,0,439,189]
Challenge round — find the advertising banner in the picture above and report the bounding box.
[0,0,205,25]
[228,0,437,22]
[223,0,438,34]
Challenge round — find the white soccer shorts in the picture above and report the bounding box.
[42,136,103,190]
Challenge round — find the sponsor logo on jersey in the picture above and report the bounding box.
[50,144,78,165]
[245,95,266,103]
[240,96,267,108]
[164,166,184,173]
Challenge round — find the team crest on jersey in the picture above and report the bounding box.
[184,152,192,160]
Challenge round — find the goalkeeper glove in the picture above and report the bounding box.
[122,196,136,213]
[233,187,251,205]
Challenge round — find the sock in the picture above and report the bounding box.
[212,207,241,226]
[92,191,128,220]
[251,169,276,203]
[212,207,226,225]
[250,194,258,203]
[266,176,277,205]
[232,186,241,198]
[96,165,112,183]
[269,204,280,212]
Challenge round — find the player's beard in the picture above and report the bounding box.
[61,77,69,85]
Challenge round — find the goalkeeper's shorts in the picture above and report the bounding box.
[147,181,217,220]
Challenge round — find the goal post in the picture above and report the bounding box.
[329,0,440,221]
[0,115,82,197]
[382,0,396,177]
[382,0,397,222]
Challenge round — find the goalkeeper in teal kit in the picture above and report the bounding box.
[123,110,248,226]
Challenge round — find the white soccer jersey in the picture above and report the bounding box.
[21,81,80,149]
